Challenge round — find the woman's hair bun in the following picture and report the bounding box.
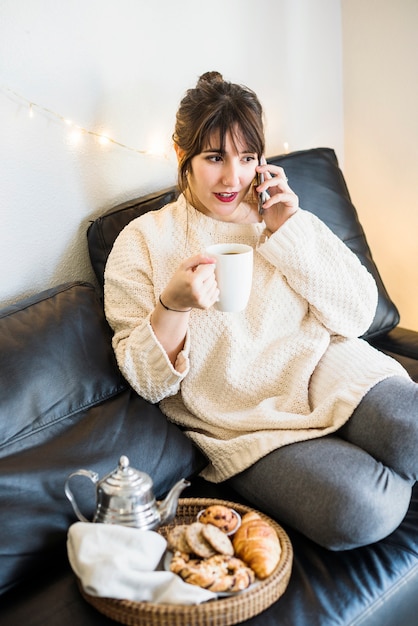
[197,71,224,87]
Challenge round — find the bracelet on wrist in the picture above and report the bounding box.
[159,295,192,313]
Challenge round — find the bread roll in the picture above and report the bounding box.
[232,512,281,579]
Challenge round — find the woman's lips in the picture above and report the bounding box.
[214,192,238,203]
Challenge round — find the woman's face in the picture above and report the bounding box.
[186,129,258,223]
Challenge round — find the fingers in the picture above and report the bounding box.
[198,276,220,309]
[255,163,289,197]
[164,254,218,311]
[182,253,217,272]
[192,261,219,308]
[255,162,299,231]
[256,163,298,210]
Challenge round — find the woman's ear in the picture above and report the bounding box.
[174,143,185,163]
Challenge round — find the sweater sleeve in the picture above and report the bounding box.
[257,209,378,337]
[104,221,189,404]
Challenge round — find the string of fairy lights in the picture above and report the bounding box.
[1,84,171,158]
[2,84,291,160]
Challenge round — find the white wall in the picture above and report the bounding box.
[342,0,418,331]
[0,0,343,308]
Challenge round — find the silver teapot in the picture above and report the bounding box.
[64,455,190,530]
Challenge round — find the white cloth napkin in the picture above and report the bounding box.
[67,522,216,605]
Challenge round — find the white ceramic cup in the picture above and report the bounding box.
[205,243,253,312]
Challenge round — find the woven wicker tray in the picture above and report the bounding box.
[78,497,293,626]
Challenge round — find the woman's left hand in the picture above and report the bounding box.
[255,162,299,233]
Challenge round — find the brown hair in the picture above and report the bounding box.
[173,71,265,193]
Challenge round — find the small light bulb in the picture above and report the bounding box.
[147,135,167,157]
[68,127,83,145]
[98,134,110,146]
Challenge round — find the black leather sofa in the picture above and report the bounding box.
[1,148,418,625]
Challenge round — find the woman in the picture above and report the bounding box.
[104,71,417,550]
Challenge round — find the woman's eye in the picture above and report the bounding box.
[243,155,257,163]
[207,155,223,162]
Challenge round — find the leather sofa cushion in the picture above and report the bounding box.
[0,281,125,450]
[0,282,206,595]
[87,147,399,339]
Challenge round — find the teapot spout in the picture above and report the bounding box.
[158,478,190,525]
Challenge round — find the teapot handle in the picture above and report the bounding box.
[64,469,99,523]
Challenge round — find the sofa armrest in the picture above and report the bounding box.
[369,327,418,361]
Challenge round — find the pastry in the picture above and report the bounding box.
[201,522,234,556]
[185,522,217,558]
[169,551,255,592]
[205,555,255,592]
[232,512,281,579]
[198,504,239,533]
[166,524,192,553]
[168,520,234,558]
[170,551,216,588]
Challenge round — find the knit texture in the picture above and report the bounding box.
[104,195,408,482]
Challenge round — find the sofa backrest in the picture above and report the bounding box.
[87,147,399,340]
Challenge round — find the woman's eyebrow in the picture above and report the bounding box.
[201,148,256,156]
[201,148,222,154]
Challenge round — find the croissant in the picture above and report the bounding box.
[232,512,281,579]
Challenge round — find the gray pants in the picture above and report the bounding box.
[227,376,418,550]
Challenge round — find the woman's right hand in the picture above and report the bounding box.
[160,254,219,312]
[151,254,219,367]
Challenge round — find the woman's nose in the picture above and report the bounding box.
[221,163,240,187]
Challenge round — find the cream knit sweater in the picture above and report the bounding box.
[104,195,408,482]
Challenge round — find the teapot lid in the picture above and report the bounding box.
[98,455,153,498]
